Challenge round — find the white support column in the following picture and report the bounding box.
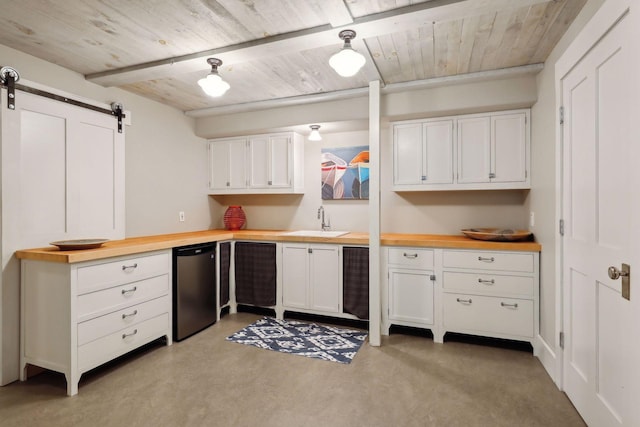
[368,80,381,347]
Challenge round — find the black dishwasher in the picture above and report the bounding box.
[172,243,217,341]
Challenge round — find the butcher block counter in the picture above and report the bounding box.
[15,229,540,263]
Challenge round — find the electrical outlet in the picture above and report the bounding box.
[529,211,535,228]
[179,211,185,222]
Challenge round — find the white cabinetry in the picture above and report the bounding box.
[393,120,454,186]
[208,132,304,194]
[392,109,530,191]
[383,247,440,340]
[441,249,539,345]
[20,251,172,396]
[281,243,341,314]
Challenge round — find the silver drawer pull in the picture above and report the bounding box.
[500,302,519,308]
[122,263,138,271]
[478,278,495,285]
[122,310,138,319]
[121,286,137,295]
[478,256,495,262]
[122,329,138,339]
[456,298,472,304]
[403,253,418,259]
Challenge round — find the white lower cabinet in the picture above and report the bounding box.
[20,251,172,396]
[383,247,440,339]
[281,243,341,314]
[441,249,539,346]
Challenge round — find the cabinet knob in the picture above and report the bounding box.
[500,302,518,309]
[478,278,495,285]
[122,263,138,271]
[478,256,495,263]
[456,298,472,304]
[421,176,427,181]
[489,173,496,179]
[403,253,418,259]
[122,329,138,339]
[121,286,137,295]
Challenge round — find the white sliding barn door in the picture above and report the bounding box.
[1,88,124,384]
[560,2,640,426]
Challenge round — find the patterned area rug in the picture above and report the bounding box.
[226,317,367,364]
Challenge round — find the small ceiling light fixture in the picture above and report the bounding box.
[329,29,366,77]
[308,125,322,141]
[198,58,230,97]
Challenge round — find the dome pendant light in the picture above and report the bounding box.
[198,58,230,97]
[308,125,322,141]
[329,29,366,77]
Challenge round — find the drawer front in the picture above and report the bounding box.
[77,274,169,322]
[78,313,169,373]
[443,250,533,273]
[443,272,534,297]
[77,252,170,294]
[77,295,170,346]
[388,248,434,269]
[443,293,533,338]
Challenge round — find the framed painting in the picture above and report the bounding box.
[321,145,369,200]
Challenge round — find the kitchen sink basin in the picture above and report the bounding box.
[282,230,349,238]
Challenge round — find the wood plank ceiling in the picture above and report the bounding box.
[0,0,586,114]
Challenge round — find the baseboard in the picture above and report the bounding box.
[536,334,560,388]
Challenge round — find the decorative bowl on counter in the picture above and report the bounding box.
[49,239,109,250]
[461,228,533,242]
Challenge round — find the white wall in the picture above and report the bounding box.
[529,0,605,376]
[0,43,213,384]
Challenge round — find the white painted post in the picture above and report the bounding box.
[368,80,381,347]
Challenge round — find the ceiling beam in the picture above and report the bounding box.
[324,0,354,27]
[87,0,549,87]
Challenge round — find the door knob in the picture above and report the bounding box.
[608,263,630,301]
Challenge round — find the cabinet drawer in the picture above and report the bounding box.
[443,272,534,297]
[388,248,434,269]
[78,313,169,373]
[443,293,533,338]
[77,295,170,346]
[77,274,169,322]
[443,250,533,272]
[77,252,170,294]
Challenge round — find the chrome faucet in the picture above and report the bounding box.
[317,206,331,231]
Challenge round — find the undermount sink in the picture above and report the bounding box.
[282,230,349,238]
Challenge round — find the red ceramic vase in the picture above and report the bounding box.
[223,205,246,230]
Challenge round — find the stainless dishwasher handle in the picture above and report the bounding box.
[121,286,137,295]
[122,263,138,271]
[456,298,472,304]
[122,310,138,319]
[500,302,519,308]
[478,278,495,284]
[478,256,495,262]
[403,253,418,259]
[122,329,138,339]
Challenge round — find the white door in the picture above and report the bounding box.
[561,4,640,426]
[282,244,308,309]
[269,135,291,188]
[248,136,269,188]
[424,120,454,184]
[491,113,527,183]
[393,123,423,185]
[388,268,434,325]
[457,116,491,184]
[208,141,230,190]
[309,245,340,313]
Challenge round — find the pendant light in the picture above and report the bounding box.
[198,58,230,97]
[329,30,366,77]
[308,125,322,141]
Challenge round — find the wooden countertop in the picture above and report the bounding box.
[15,229,541,264]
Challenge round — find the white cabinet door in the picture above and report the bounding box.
[282,244,308,309]
[269,135,291,188]
[492,113,527,183]
[248,136,270,188]
[388,268,434,325]
[424,120,454,184]
[309,245,340,313]
[209,139,247,190]
[457,116,491,184]
[393,123,424,185]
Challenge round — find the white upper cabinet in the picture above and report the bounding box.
[393,120,454,186]
[392,109,530,191]
[208,132,303,194]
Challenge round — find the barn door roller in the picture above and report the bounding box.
[0,66,20,110]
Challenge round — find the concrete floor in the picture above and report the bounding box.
[0,312,584,427]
